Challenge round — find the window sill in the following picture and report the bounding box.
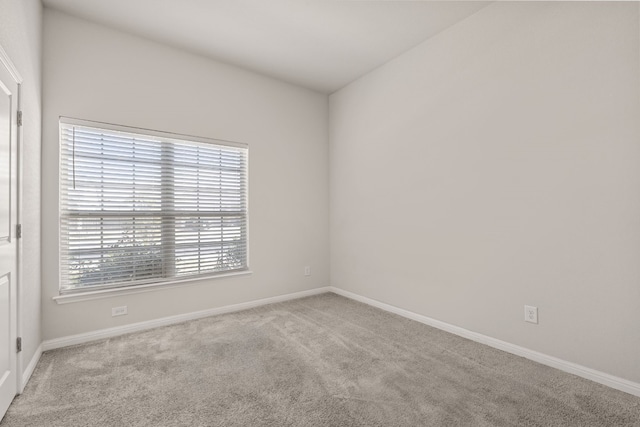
[52,270,253,305]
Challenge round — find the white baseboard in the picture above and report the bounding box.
[42,287,331,351]
[20,343,42,393]
[328,286,640,398]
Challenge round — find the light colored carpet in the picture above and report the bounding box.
[2,293,639,426]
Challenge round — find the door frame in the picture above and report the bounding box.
[0,44,24,395]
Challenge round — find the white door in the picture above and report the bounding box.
[0,55,19,421]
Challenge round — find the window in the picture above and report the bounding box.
[59,118,248,293]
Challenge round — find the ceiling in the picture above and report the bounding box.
[42,0,489,93]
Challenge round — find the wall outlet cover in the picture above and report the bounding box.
[112,306,128,317]
[524,305,538,324]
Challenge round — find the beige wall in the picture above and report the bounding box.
[0,0,42,378]
[42,10,329,340]
[330,2,640,383]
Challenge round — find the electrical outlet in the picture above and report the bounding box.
[112,306,128,317]
[524,305,538,324]
[304,266,311,276]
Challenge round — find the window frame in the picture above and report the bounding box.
[57,117,250,296]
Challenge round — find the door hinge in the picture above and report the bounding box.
[16,337,22,353]
[17,110,22,127]
[16,224,22,239]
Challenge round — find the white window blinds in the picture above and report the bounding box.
[59,118,248,293]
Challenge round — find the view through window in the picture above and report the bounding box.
[59,118,248,293]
